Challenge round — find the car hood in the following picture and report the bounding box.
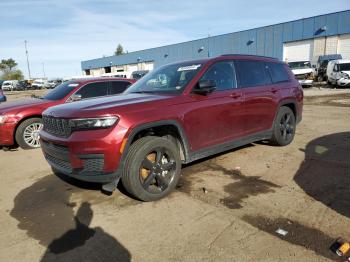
[341,70,350,75]
[292,68,314,75]
[0,98,51,114]
[44,93,177,118]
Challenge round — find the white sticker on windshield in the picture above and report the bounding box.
[68,83,79,87]
[177,64,201,71]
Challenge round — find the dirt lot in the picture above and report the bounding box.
[0,88,350,261]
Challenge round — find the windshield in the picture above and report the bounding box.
[339,63,350,71]
[43,81,79,101]
[288,61,311,69]
[126,62,203,94]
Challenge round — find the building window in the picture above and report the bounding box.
[85,69,90,75]
[104,66,111,73]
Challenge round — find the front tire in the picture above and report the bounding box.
[270,107,296,146]
[122,136,182,201]
[15,118,43,149]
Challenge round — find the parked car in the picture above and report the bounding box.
[288,61,314,87]
[31,79,47,89]
[0,84,6,103]
[40,54,303,201]
[316,54,342,81]
[131,70,149,80]
[46,79,63,89]
[0,77,135,150]
[327,59,350,87]
[15,80,30,91]
[2,80,18,91]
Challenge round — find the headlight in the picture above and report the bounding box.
[0,115,6,124]
[69,116,118,131]
[340,72,349,79]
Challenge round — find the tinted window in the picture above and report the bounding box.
[200,61,236,91]
[76,82,108,99]
[110,81,132,95]
[339,63,350,71]
[43,81,78,101]
[268,63,290,83]
[235,60,271,87]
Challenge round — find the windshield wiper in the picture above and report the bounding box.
[129,91,156,94]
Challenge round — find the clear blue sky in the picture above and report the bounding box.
[1,0,349,78]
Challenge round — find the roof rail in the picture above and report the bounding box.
[220,54,278,60]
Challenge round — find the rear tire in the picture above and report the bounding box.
[15,118,43,149]
[122,136,182,201]
[270,106,296,146]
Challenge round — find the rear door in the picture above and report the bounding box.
[235,60,278,135]
[184,60,244,152]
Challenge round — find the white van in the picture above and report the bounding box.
[2,80,18,91]
[31,79,47,89]
[327,59,350,87]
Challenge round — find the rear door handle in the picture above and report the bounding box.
[271,88,278,93]
[230,93,241,99]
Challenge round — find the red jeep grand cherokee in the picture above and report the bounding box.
[40,55,303,201]
[0,78,135,149]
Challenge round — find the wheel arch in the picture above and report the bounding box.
[14,114,42,145]
[125,120,191,163]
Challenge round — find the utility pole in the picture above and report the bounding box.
[24,40,31,79]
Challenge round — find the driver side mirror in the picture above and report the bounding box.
[69,94,82,102]
[193,80,216,95]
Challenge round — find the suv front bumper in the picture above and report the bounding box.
[40,127,126,183]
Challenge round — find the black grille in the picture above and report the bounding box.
[43,116,71,137]
[45,154,72,173]
[295,74,308,80]
[83,159,104,172]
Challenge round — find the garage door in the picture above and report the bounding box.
[338,34,350,60]
[144,62,154,71]
[283,40,313,62]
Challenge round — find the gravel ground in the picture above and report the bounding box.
[0,86,349,262]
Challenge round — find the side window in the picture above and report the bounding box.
[333,64,338,72]
[200,61,236,91]
[76,82,108,99]
[235,60,271,88]
[268,62,290,83]
[110,81,132,95]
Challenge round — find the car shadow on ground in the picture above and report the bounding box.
[294,132,350,218]
[10,174,131,262]
[40,202,131,262]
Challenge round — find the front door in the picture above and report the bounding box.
[184,61,244,152]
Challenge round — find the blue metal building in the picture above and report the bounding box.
[81,10,350,77]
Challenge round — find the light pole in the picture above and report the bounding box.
[24,40,31,79]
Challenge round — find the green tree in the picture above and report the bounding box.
[114,44,124,56]
[0,58,24,80]
[1,70,24,80]
[0,58,17,73]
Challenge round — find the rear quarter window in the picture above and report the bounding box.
[268,62,290,83]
